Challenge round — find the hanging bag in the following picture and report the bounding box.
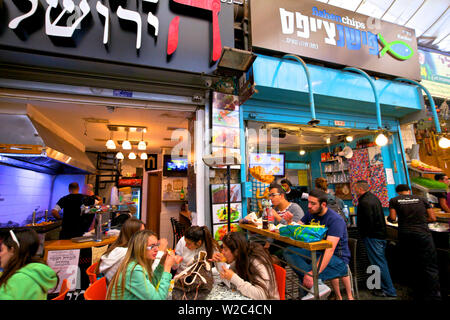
[171,251,213,300]
[279,220,328,243]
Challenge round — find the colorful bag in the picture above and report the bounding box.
[171,251,213,300]
[279,220,328,243]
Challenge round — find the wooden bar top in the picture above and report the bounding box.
[43,236,117,261]
[239,223,332,251]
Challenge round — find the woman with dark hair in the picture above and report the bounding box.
[96,217,146,282]
[0,229,58,299]
[174,225,219,274]
[211,232,279,300]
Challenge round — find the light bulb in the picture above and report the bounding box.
[326,137,331,144]
[138,140,147,150]
[346,136,353,142]
[106,139,116,149]
[122,140,132,150]
[375,133,388,147]
[438,136,450,149]
[140,152,148,160]
[116,152,124,160]
[128,152,136,160]
[299,149,306,156]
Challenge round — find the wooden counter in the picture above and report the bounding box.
[239,223,332,251]
[43,236,117,261]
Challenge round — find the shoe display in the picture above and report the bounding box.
[301,283,331,300]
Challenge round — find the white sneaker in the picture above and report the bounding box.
[301,283,331,300]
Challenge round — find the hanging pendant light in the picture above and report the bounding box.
[106,131,116,149]
[138,130,147,150]
[128,152,136,160]
[438,136,450,149]
[299,149,306,156]
[116,152,124,160]
[375,131,388,147]
[122,131,132,150]
[140,152,148,160]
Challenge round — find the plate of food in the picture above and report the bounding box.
[212,203,242,224]
[213,223,243,241]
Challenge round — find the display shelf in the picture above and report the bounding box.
[407,165,443,175]
[411,183,447,194]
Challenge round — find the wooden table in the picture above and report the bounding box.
[43,236,118,262]
[239,223,332,300]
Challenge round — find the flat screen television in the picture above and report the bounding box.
[248,153,285,176]
[163,155,188,177]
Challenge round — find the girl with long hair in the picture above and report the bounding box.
[96,217,145,282]
[211,231,279,300]
[173,225,219,274]
[0,229,58,299]
[106,230,178,300]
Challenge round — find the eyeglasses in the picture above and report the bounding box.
[268,193,280,198]
[147,243,160,250]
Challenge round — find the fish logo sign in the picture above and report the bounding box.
[378,34,414,61]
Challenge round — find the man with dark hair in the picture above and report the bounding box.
[389,184,441,300]
[283,189,353,300]
[354,180,396,298]
[268,183,304,225]
[430,174,450,213]
[280,178,301,203]
[52,182,96,239]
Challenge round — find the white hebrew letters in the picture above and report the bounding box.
[9,0,39,29]
[322,21,336,46]
[295,12,309,38]
[96,1,110,44]
[147,12,159,36]
[117,6,142,49]
[45,0,91,37]
[279,8,294,35]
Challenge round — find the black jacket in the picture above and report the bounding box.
[356,191,387,239]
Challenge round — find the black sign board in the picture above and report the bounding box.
[145,154,158,171]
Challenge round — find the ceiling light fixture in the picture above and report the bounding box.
[128,152,136,160]
[122,131,132,150]
[116,152,124,160]
[326,137,331,144]
[375,131,389,147]
[345,135,353,142]
[138,130,147,150]
[106,131,116,150]
[438,135,450,149]
[140,152,148,160]
[299,149,306,156]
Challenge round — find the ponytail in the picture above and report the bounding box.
[185,226,219,259]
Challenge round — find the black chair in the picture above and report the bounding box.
[347,238,359,299]
[170,217,186,248]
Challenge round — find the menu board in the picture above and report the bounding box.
[212,203,242,224]
[211,92,241,149]
[212,223,243,242]
[249,153,285,176]
[47,249,80,293]
[211,183,242,204]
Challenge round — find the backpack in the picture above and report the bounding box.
[327,195,348,224]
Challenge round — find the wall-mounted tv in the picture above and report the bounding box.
[248,153,285,176]
[163,155,188,177]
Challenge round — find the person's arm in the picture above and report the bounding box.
[127,264,172,300]
[303,235,339,289]
[388,208,397,223]
[426,208,437,222]
[51,204,62,220]
[439,197,450,213]
[224,262,273,300]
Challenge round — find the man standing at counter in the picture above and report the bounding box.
[51,182,95,239]
[388,184,441,300]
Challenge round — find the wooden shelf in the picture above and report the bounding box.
[408,166,443,175]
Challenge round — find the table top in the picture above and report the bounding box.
[239,223,332,251]
[44,236,117,251]
[206,272,251,300]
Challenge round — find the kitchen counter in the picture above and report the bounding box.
[43,235,117,261]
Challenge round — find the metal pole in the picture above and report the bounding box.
[227,165,231,232]
[394,78,441,134]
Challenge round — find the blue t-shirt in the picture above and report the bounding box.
[301,208,350,264]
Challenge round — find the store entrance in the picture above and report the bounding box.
[246,121,378,216]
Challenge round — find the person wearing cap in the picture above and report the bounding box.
[0,229,58,299]
[389,184,441,300]
[280,179,302,203]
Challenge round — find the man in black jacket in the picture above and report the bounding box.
[355,180,396,298]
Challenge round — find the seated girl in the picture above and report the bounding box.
[0,229,58,300]
[97,217,145,283]
[211,231,279,300]
[174,225,219,274]
[106,230,180,300]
